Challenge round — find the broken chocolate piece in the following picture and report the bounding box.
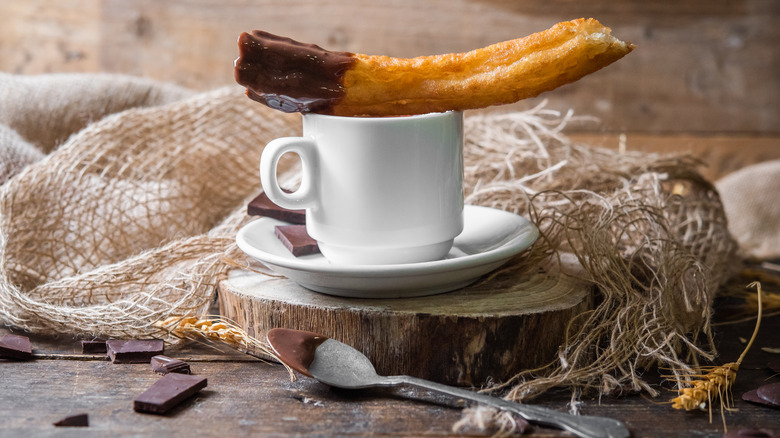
[723,429,779,438]
[53,413,89,427]
[768,358,780,374]
[150,355,190,375]
[756,382,780,407]
[275,225,319,256]
[80,339,107,354]
[133,373,207,415]
[106,339,164,364]
[742,388,780,409]
[0,334,32,360]
[248,191,306,224]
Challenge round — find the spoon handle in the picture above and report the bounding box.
[389,375,630,438]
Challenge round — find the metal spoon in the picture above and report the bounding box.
[267,328,630,438]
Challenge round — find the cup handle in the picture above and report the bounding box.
[259,137,318,210]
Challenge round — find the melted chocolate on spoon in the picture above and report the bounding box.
[266,328,328,377]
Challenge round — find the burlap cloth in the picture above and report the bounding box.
[1,72,776,417]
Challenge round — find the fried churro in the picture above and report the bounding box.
[234,18,634,116]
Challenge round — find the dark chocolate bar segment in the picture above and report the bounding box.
[275,225,320,256]
[133,373,208,415]
[53,413,89,427]
[248,191,306,224]
[106,339,164,364]
[722,429,778,438]
[742,388,780,409]
[0,334,32,360]
[757,382,780,407]
[80,339,107,354]
[150,355,191,375]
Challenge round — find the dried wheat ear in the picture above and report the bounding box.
[669,282,764,431]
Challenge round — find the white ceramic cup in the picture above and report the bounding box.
[260,111,464,265]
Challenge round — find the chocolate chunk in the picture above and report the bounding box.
[723,429,779,438]
[150,355,190,375]
[0,334,32,360]
[756,382,780,407]
[133,373,207,415]
[275,225,319,256]
[53,413,89,427]
[742,388,780,409]
[80,339,107,354]
[248,191,306,224]
[768,358,780,374]
[106,339,164,364]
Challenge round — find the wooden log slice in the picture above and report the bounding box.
[218,257,593,386]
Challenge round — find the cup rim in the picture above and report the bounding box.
[302,110,461,122]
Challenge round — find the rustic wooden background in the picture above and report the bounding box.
[2,0,778,136]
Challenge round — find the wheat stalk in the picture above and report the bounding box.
[669,281,763,431]
[156,315,293,377]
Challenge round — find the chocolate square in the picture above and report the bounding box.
[756,382,780,407]
[742,387,780,409]
[134,373,207,415]
[150,355,191,375]
[274,225,319,256]
[0,334,32,360]
[106,339,164,364]
[722,429,777,438]
[248,191,305,224]
[80,339,107,354]
[53,413,89,427]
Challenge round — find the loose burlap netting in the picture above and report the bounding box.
[1,73,741,406]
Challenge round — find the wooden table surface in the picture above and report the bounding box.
[2,282,779,438]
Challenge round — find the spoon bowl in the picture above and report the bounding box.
[307,338,392,389]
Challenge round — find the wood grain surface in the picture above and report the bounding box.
[2,302,778,437]
[218,256,593,386]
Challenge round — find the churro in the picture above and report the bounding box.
[234,18,634,116]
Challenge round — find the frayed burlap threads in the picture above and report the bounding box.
[453,405,530,437]
[455,106,738,432]
[0,78,298,338]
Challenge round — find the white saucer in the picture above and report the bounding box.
[235,205,539,298]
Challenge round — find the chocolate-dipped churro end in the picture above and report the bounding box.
[234,30,355,114]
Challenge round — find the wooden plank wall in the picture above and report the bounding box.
[1,0,778,135]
